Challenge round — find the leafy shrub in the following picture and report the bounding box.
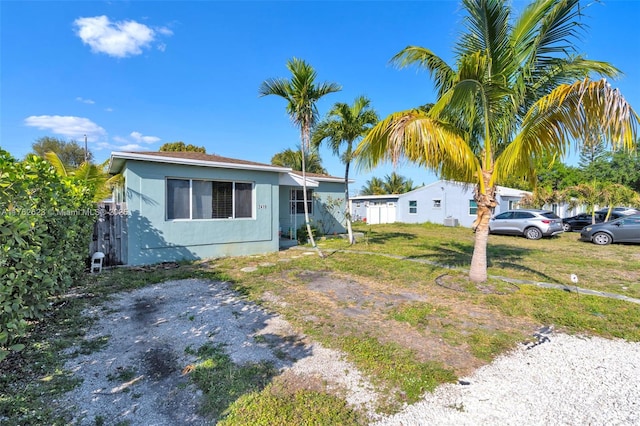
[0,150,94,360]
[296,223,322,244]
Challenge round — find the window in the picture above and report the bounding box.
[290,189,313,214]
[167,178,253,220]
[508,200,519,210]
[409,200,417,214]
[469,200,478,215]
[433,199,441,208]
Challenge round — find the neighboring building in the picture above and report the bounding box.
[108,151,349,266]
[350,180,531,228]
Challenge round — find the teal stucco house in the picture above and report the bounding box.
[107,151,349,266]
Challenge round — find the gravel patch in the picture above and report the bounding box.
[62,277,640,425]
[374,333,640,425]
[61,278,376,425]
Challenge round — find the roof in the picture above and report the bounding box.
[108,151,350,185]
[289,170,352,183]
[109,151,291,174]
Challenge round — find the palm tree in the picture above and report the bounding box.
[271,147,327,174]
[360,177,385,195]
[45,152,121,202]
[312,96,378,244]
[356,0,638,282]
[564,181,604,223]
[383,172,415,194]
[600,184,640,220]
[260,58,341,253]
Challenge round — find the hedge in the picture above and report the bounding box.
[0,150,94,360]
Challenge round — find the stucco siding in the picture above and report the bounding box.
[123,160,279,265]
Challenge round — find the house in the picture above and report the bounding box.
[107,151,349,266]
[350,180,531,228]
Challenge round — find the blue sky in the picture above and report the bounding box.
[1,0,639,193]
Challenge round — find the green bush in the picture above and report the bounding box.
[296,223,322,244]
[0,150,94,360]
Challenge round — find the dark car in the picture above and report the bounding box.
[562,211,630,232]
[580,214,640,245]
[489,209,564,240]
[562,213,604,232]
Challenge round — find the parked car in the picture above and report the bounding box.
[595,207,640,217]
[489,209,564,240]
[580,214,640,245]
[561,211,628,232]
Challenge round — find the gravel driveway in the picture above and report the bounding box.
[62,277,640,425]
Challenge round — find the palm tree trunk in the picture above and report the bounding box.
[344,161,355,244]
[300,144,324,257]
[469,178,496,283]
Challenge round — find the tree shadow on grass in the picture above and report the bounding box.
[408,241,560,283]
[363,231,417,245]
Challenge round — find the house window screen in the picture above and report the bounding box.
[167,179,190,219]
[212,181,233,219]
[290,189,313,214]
[235,183,253,218]
[167,178,253,220]
[409,200,417,214]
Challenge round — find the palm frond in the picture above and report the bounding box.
[44,151,69,177]
[391,46,456,96]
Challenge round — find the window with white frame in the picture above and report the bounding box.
[469,200,478,215]
[409,200,417,214]
[290,189,313,214]
[166,178,253,220]
[433,199,442,208]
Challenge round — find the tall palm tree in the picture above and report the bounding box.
[356,0,638,282]
[260,58,341,253]
[271,147,327,174]
[312,96,378,244]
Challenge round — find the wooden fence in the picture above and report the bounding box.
[90,202,127,267]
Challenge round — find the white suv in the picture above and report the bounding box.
[489,209,564,240]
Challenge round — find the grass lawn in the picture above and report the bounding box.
[2,222,639,425]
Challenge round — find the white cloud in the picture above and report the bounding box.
[104,107,114,112]
[24,115,106,142]
[73,15,171,58]
[116,143,146,151]
[112,136,129,144]
[76,96,95,104]
[130,131,160,144]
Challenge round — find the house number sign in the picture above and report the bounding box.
[258,204,268,209]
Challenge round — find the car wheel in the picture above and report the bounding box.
[562,223,572,232]
[592,232,612,245]
[524,227,543,240]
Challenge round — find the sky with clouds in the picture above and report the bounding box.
[1,1,639,191]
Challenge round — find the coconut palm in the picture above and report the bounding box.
[356,0,638,282]
[600,184,640,220]
[44,152,121,202]
[312,96,378,244]
[271,147,327,174]
[260,58,341,253]
[383,172,415,195]
[360,177,385,195]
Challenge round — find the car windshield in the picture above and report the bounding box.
[541,212,560,219]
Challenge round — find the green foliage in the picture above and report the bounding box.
[0,150,94,360]
[296,223,322,244]
[31,136,91,169]
[219,386,364,426]
[188,343,277,421]
[270,147,327,174]
[159,141,206,153]
[339,336,456,404]
[360,173,415,195]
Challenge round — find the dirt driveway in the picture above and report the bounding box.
[62,277,378,425]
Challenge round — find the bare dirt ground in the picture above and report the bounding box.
[61,276,380,425]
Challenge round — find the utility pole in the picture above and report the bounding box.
[84,134,88,163]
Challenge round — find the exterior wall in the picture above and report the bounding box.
[278,181,347,238]
[123,160,279,265]
[350,196,399,224]
[397,181,478,227]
